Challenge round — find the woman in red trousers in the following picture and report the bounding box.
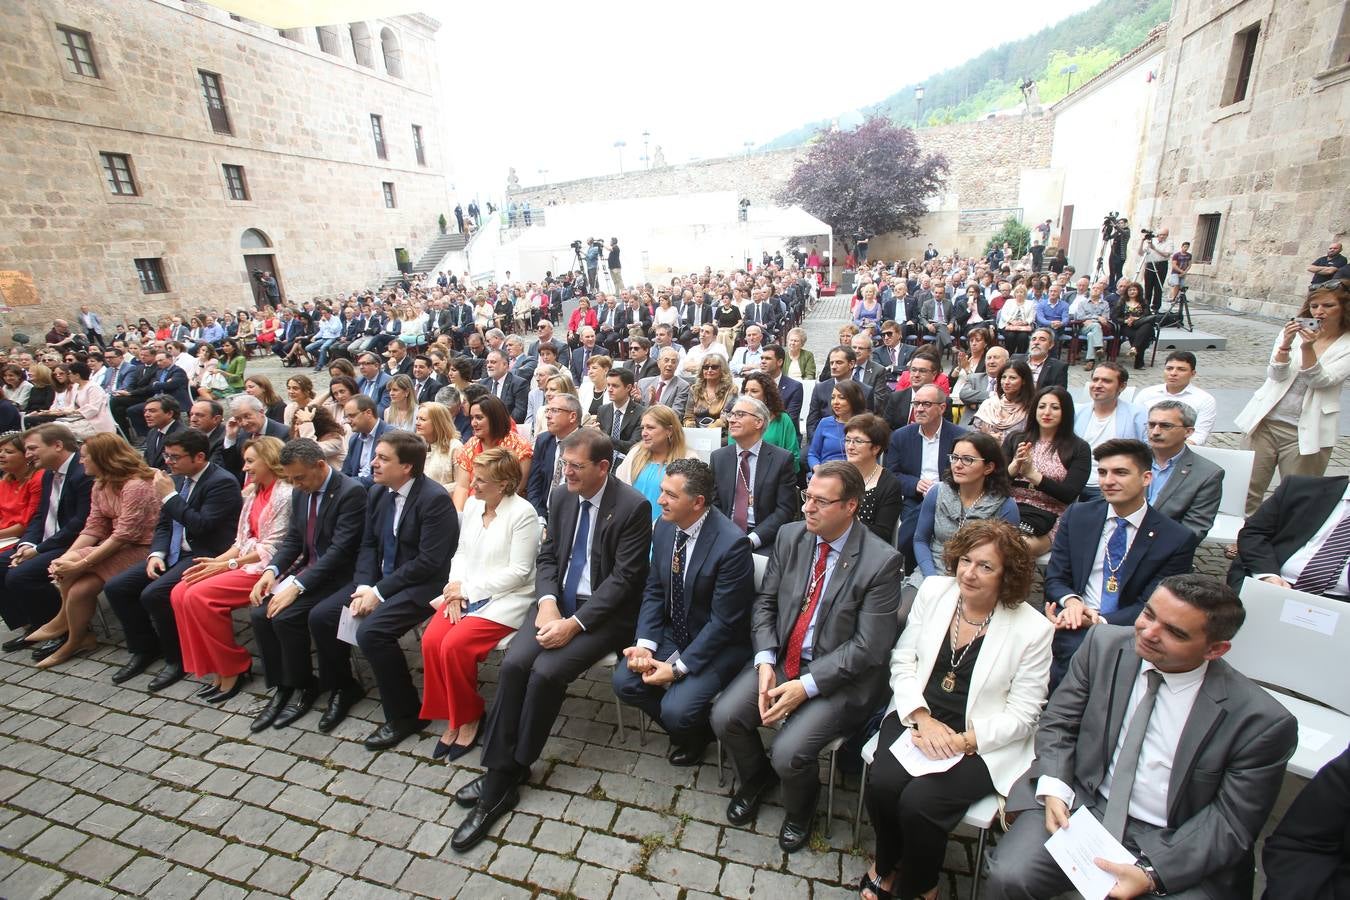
[170,436,292,703]
[421,448,540,761]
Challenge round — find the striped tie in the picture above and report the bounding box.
[1296,510,1350,596]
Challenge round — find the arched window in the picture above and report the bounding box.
[349,22,373,68]
[380,27,403,78]
[240,229,271,250]
[315,25,340,56]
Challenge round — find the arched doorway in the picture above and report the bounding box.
[241,228,282,309]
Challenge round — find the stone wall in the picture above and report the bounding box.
[1137,0,1350,317]
[0,0,452,332]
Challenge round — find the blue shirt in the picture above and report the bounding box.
[1148,453,1178,504]
[1035,298,1070,328]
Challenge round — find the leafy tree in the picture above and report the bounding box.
[775,117,948,250]
[985,217,1032,257]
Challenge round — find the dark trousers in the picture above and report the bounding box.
[0,548,64,630]
[1003,330,1030,356]
[710,662,869,820]
[1121,318,1156,368]
[110,395,137,435]
[85,330,107,350]
[611,641,745,747]
[479,601,625,803]
[865,712,994,898]
[308,582,435,723]
[1143,262,1168,313]
[104,556,199,664]
[249,585,328,690]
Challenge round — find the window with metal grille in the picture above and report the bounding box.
[1195,214,1221,264]
[316,26,340,55]
[199,70,232,135]
[223,164,249,201]
[135,258,168,294]
[383,182,396,208]
[57,26,98,77]
[412,125,426,166]
[1223,24,1260,106]
[371,114,387,160]
[100,152,137,195]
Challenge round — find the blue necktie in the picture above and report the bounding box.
[167,477,192,566]
[381,492,400,577]
[157,369,168,384]
[1099,517,1128,614]
[560,500,592,616]
[670,530,691,649]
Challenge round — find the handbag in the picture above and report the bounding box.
[1014,502,1057,537]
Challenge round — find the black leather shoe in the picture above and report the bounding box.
[317,685,363,733]
[1,628,37,652]
[726,772,779,826]
[450,788,518,853]
[111,652,159,684]
[250,688,293,733]
[272,686,320,729]
[31,637,67,662]
[363,717,429,751]
[454,769,529,808]
[778,814,814,853]
[194,681,220,698]
[206,671,250,704]
[147,663,186,692]
[667,741,709,767]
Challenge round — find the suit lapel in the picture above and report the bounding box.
[813,525,862,634]
[590,478,618,574]
[686,518,716,596]
[1103,643,1141,772]
[1166,665,1228,823]
[1154,453,1192,509]
[1119,509,1162,590]
[967,598,1012,702]
[1078,503,1110,581]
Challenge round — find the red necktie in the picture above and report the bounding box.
[732,450,751,530]
[784,542,831,678]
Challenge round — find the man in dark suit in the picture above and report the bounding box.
[128,351,190,437]
[638,348,692,420]
[1261,744,1350,895]
[623,337,661,382]
[527,394,582,517]
[273,310,308,359]
[1146,400,1222,540]
[760,345,803,428]
[340,394,390,487]
[217,395,288,482]
[141,395,186,471]
[568,327,600,385]
[679,293,714,347]
[504,335,537,384]
[615,459,755,765]
[742,288,783,341]
[806,347,875,440]
[881,348,942,431]
[711,396,798,553]
[450,429,652,852]
[986,575,1297,900]
[872,322,916,385]
[355,352,392,414]
[480,350,528,424]
[596,368,645,454]
[849,332,893,407]
[384,340,414,378]
[1012,328,1069,391]
[0,426,92,651]
[711,462,902,852]
[918,283,955,352]
[1044,439,1198,687]
[1229,473,1350,597]
[104,429,243,690]
[309,432,458,749]
[886,385,967,565]
[188,399,226,463]
[409,356,443,405]
[247,439,368,733]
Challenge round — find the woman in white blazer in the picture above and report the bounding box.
[1235,279,1350,515]
[420,447,541,762]
[858,520,1051,900]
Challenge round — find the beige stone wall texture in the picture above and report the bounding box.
[1138,0,1350,316]
[0,0,452,332]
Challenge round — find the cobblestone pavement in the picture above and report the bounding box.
[0,298,1331,898]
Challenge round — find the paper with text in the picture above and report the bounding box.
[337,605,359,646]
[889,727,963,777]
[1044,806,1137,900]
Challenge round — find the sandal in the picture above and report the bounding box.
[858,871,893,900]
[1224,543,1239,560]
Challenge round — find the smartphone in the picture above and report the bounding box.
[1295,317,1321,332]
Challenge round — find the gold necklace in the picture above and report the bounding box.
[943,597,994,693]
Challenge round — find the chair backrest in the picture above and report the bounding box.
[682,426,722,463]
[798,380,817,433]
[1233,577,1350,714]
[1120,385,1136,405]
[1189,444,1255,518]
[752,553,768,592]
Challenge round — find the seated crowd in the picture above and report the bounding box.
[0,259,1345,899]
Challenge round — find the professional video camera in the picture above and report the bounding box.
[1101,212,1130,241]
[570,240,584,252]
[1139,228,1156,241]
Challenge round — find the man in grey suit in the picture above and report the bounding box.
[918,283,955,352]
[711,462,902,853]
[1146,400,1222,539]
[986,575,1297,899]
[638,348,691,419]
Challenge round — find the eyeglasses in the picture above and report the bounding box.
[560,460,592,472]
[842,437,872,447]
[702,364,721,370]
[949,453,985,467]
[800,490,845,508]
[911,400,941,409]
[162,452,189,462]
[881,331,897,338]
[908,366,935,375]
[726,410,762,421]
[1147,421,1185,431]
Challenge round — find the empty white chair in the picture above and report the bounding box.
[682,426,722,463]
[1189,444,1254,544]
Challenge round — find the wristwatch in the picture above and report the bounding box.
[227,559,240,570]
[1135,858,1165,895]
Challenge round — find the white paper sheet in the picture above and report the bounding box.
[888,727,963,776]
[1044,807,1137,900]
[337,605,359,646]
[1279,598,1339,636]
[271,575,297,597]
[1299,725,1333,751]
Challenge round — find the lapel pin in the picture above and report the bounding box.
[1148,531,1154,538]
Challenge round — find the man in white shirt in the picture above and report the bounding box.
[1138,227,1173,313]
[680,324,728,380]
[730,325,766,375]
[1074,362,1147,500]
[1131,351,1217,445]
[170,341,198,381]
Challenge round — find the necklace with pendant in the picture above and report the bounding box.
[943,596,994,693]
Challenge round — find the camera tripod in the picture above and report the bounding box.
[1149,285,1194,366]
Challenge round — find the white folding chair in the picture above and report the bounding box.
[1119,385,1137,405]
[853,731,999,900]
[682,426,722,463]
[1189,444,1254,544]
[1232,578,1350,778]
[798,380,817,435]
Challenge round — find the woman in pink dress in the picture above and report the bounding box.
[31,433,159,668]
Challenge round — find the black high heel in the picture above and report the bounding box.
[207,670,251,704]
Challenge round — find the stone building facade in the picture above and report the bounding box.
[0,0,452,332]
[1136,0,1350,317]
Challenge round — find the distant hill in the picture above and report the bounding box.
[760,0,1169,150]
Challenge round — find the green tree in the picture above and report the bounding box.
[986,218,1032,257]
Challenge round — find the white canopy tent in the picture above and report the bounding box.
[741,205,834,283]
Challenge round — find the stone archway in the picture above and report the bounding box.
[241,228,281,309]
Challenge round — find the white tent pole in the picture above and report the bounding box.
[828,231,834,286]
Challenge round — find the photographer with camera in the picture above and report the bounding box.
[1103,214,1130,287]
[584,238,602,292]
[1138,226,1173,313]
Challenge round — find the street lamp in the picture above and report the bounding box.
[614,140,626,174]
[641,130,651,169]
[1060,63,1079,94]
[914,85,925,125]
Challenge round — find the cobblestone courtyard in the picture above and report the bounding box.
[0,297,1333,898]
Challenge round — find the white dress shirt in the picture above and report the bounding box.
[1133,383,1219,445]
[30,454,74,546]
[919,425,942,482]
[1060,502,1149,610]
[1268,483,1350,597]
[538,482,607,626]
[149,470,200,559]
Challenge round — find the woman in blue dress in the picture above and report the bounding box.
[807,379,866,477]
[614,405,697,520]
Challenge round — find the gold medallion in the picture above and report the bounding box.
[941,671,957,693]
[1106,575,1119,593]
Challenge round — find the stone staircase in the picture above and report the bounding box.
[377,231,467,289]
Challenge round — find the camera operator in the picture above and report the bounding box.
[584,238,602,292]
[1138,226,1172,313]
[1107,216,1130,287]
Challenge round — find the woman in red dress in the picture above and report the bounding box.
[170,436,291,703]
[0,431,41,551]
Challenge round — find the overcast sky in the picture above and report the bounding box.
[429,0,1100,201]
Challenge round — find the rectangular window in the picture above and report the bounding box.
[135,258,168,294]
[371,114,387,160]
[412,124,426,166]
[316,26,340,55]
[99,152,137,195]
[1223,24,1260,106]
[383,182,397,208]
[57,26,99,77]
[1195,214,1221,264]
[223,164,249,200]
[199,70,232,135]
